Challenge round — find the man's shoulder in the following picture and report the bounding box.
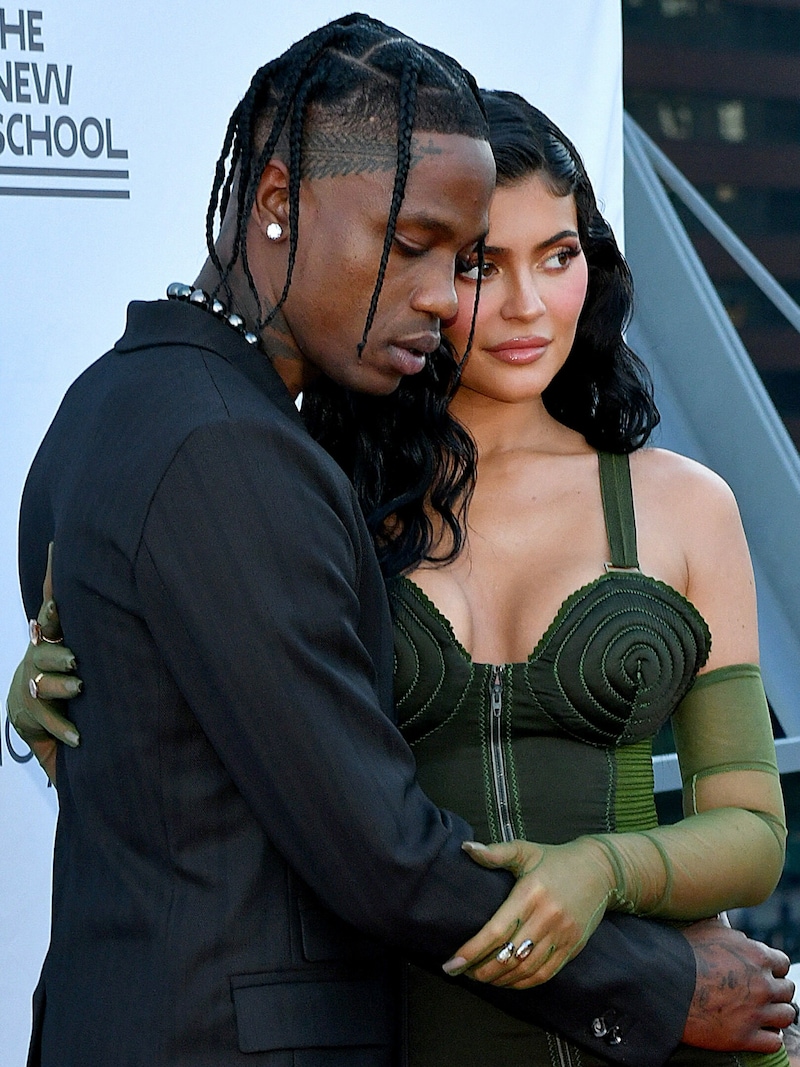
[57,300,303,454]
[26,299,348,558]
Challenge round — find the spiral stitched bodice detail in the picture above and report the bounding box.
[392,567,710,751]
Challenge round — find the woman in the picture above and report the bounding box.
[10,84,794,1063]
[310,89,789,1066]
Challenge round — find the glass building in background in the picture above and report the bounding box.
[623,0,800,959]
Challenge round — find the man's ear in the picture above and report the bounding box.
[253,159,290,238]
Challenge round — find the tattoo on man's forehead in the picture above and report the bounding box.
[301,132,444,179]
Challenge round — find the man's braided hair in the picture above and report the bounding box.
[206,14,491,579]
[206,12,487,348]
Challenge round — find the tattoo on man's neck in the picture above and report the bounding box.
[302,133,443,179]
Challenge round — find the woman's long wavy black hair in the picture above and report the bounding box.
[303,347,479,579]
[483,90,659,451]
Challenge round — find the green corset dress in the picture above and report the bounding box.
[389,452,788,1067]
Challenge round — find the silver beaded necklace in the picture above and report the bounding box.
[166,282,260,347]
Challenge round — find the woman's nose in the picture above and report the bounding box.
[503,272,546,321]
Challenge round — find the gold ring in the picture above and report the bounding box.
[29,673,45,699]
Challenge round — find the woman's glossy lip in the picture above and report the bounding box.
[485,336,551,364]
[487,336,550,352]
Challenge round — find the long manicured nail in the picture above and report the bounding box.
[66,679,82,697]
[65,730,80,747]
[442,955,467,975]
[461,841,488,854]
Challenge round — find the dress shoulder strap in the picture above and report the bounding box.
[598,451,640,570]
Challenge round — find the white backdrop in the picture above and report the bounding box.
[0,3,622,1060]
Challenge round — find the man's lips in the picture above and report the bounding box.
[395,332,441,356]
[385,333,440,376]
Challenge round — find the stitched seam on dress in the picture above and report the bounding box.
[505,670,527,839]
[392,606,446,728]
[524,588,705,746]
[522,666,615,749]
[407,666,474,748]
[605,746,616,833]
[401,576,472,661]
[391,584,474,745]
[530,572,710,664]
[391,611,421,713]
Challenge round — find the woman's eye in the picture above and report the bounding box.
[544,246,580,270]
[456,259,496,281]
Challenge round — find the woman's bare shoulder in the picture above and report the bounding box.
[630,447,738,521]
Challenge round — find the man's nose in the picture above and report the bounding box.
[412,263,459,322]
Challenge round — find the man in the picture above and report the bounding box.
[9,14,795,1066]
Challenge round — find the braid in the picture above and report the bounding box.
[218,132,241,222]
[357,52,421,358]
[231,63,295,305]
[453,239,485,393]
[202,14,491,575]
[209,20,353,303]
[235,29,348,307]
[256,59,332,330]
[205,13,488,301]
[205,104,242,296]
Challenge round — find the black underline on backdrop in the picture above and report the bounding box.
[0,187,130,198]
[0,165,129,179]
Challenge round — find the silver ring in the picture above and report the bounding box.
[495,942,515,963]
[29,672,45,699]
[515,939,535,961]
[29,619,62,645]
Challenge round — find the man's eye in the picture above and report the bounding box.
[394,238,426,258]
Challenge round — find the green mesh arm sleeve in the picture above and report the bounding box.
[588,664,786,920]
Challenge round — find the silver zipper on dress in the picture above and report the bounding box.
[488,668,577,1067]
[488,665,516,843]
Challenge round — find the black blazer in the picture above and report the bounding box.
[19,299,695,1067]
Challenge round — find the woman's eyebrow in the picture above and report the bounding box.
[484,229,579,256]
